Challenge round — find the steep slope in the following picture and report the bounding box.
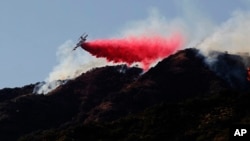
[95,48,228,121]
[0,48,250,141]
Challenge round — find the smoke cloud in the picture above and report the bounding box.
[196,10,250,89]
[34,41,110,94]
[196,10,250,71]
[198,11,250,55]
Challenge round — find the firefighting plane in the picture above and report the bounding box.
[72,33,88,51]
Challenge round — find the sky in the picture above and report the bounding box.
[0,0,249,88]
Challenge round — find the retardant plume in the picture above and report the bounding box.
[81,34,184,70]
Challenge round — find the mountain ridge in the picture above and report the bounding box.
[1,48,250,140]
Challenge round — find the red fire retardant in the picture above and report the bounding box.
[82,33,184,70]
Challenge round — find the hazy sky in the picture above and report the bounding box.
[0,0,249,88]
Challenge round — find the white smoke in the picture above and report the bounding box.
[34,40,109,94]
[119,8,187,38]
[198,11,250,55]
[195,10,250,89]
[118,7,218,51]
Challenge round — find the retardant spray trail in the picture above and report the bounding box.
[81,34,184,70]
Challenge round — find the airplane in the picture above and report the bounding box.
[72,33,88,51]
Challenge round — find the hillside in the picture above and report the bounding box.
[0,48,250,141]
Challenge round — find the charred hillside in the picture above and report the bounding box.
[1,48,250,141]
